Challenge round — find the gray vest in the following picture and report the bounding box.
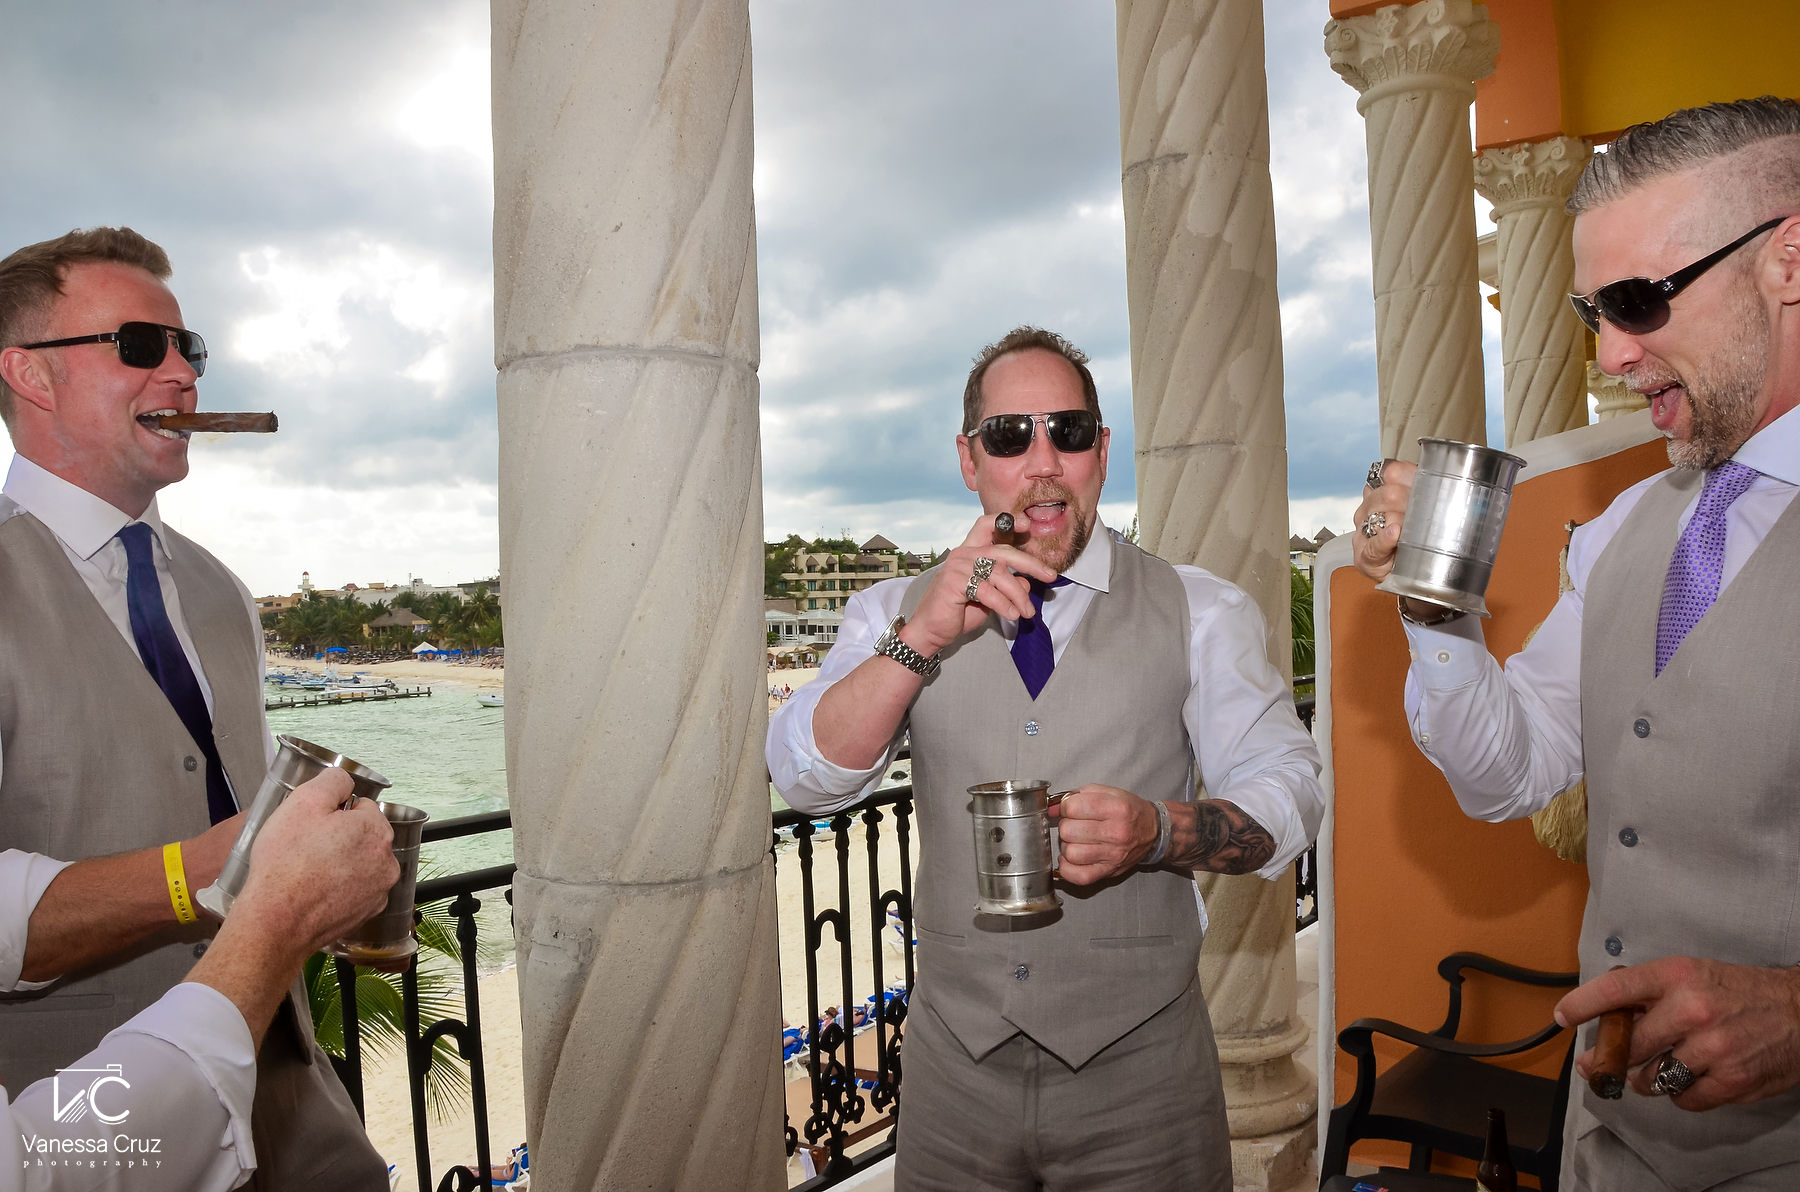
[1580,470,1800,1189]
[899,540,1203,1069]
[0,502,387,1190]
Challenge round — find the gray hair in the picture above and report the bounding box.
[1568,96,1800,221]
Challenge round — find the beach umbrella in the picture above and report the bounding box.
[325,646,347,653]
[413,641,438,654]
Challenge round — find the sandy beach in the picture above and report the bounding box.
[268,652,505,691]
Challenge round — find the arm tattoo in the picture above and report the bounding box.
[1166,799,1276,875]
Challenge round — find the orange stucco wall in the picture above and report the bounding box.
[1326,436,1669,1173]
[1329,0,1798,149]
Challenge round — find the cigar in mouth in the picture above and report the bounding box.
[1588,1005,1635,1100]
[147,412,279,434]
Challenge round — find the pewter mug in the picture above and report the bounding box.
[1376,437,1527,617]
[195,734,392,920]
[968,779,1061,916]
[323,800,429,973]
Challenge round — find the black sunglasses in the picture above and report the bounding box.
[20,321,207,378]
[1568,216,1788,336]
[969,409,1101,458]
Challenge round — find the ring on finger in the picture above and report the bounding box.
[965,556,996,603]
[1366,460,1386,489]
[1650,1052,1698,1097]
[1361,510,1387,539]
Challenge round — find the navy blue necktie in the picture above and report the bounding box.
[117,523,236,824]
[1011,576,1071,700]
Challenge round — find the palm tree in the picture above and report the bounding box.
[1290,564,1315,684]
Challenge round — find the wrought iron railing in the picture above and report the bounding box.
[327,681,1317,1191]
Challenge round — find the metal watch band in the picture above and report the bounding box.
[1397,597,1466,628]
[875,616,940,678]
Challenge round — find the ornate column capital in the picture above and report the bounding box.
[1324,0,1500,105]
[1590,361,1648,421]
[1473,136,1591,216]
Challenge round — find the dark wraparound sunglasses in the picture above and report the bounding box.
[1568,216,1789,336]
[970,408,1101,457]
[19,321,207,377]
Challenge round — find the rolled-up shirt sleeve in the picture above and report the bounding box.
[3,983,257,1192]
[0,850,73,993]
[1178,570,1324,879]
[767,582,910,814]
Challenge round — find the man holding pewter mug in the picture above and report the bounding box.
[1352,97,1800,1190]
[769,326,1322,1190]
[0,228,389,1188]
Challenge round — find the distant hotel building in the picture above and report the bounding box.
[766,534,927,646]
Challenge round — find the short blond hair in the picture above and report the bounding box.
[0,227,173,430]
[961,326,1101,435]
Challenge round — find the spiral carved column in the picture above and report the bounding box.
[1117,1,1312,1185]
[1326,0,1500,461]
[492,3,784,1189]
[1473,136,1592,446]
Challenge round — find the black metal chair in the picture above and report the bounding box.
[1320,951,1579,1191]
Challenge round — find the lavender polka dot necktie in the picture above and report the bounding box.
[1655,461,1759,676]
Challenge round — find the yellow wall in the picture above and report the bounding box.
[1552,0,1798,143]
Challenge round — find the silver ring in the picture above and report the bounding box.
[1361,510,1387,539]
[1650,1053,1697,1096]
[965,556,996,603]
[1366,460,1386,489]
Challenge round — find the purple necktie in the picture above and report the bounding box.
[118,523,237,824]
[1011,576,1071,700]
[1655,461,1759,676]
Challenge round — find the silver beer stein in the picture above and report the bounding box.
[1377,437,1527,617]
[968,780,1062,916]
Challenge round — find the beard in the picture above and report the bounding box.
[1651,289,1770,470]
[1018,479,1095,573]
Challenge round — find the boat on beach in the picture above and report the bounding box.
[476,692,504,708]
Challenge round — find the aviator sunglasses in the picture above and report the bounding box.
[970,408,1101,457]
[1568,215,1789,336]
[20,321,208,378]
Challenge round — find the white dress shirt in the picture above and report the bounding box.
[0,454,270,992]
[1,983,257,1192]
[1403,405,1800,822]
[767,524,1324,881]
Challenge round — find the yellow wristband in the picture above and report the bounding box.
[163,842,197,925]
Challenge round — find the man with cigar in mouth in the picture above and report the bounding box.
[769,326,1322,1190]
[1352,97,1800,1190]
[0,228,389,1188]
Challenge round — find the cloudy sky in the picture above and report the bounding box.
[1,1,1504,597]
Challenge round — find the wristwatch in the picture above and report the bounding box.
[873,615,940,679]
[1397,597,1466,628]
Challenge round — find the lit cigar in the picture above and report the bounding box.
[1589,1002,1634,1100]
[993,511,1018,546]
[152,412,279,434]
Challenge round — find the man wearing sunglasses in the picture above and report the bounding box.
[1352,97,1800,1190]
[0,228,389,1189]
[770,326,1322,1190]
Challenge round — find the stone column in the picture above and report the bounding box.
[1590,361,1647,421]
[1326,0,1501,461]
[1473,136,1592,446]
[1117,2,1313,1186]
[492,3,784,1189]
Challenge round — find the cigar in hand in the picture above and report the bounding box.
[1588,1005,1635,1100]
[149,412,279,434]
[993,512,1018,547]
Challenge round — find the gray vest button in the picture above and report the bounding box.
[1604,936,1623,956]
[184,756,198,772]
[192,941,209,958]
[1024,721,1039,737]
[1619,827,1638,847]
[1014,964,1029,981]
[1633,718,1650,738]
